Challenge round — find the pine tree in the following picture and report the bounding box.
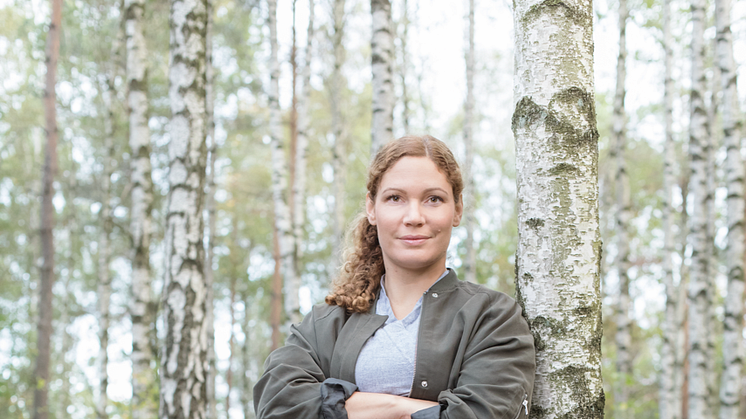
[267,0,301,327]
[33,0,62,416]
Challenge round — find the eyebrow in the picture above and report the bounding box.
[380,187,450,196]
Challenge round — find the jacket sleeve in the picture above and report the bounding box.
[253,306,357,419]
[437,296,535,419]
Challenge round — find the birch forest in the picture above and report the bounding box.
[1,0,746,417]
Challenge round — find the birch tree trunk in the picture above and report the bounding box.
[271,220,283,351]
[512,0,604,416]
[241,289,253,419]
[293,0,316,278]
[717,0,744,415]
[370,0,394,154]
[659,0,684,416]
[611,0,632,415]
[96,74,117,419]
[204,0,217,415]
[330,0,347,271]
[33,0,62,416]
[462,0,477,283]
[293,0,315,281]
[398,0,410,132]
[680,173,691,419]
[267,0,301,326]
[706,33,721,419]
[126,0,158,412]
[160,0,209,414]
[226,271,237,415]
[687,0,714,415]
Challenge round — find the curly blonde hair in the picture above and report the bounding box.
[325,135,464,313]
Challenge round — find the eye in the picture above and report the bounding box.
[427,195,444,203]
[386,194,402,202]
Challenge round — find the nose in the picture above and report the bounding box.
[403,202,425,226]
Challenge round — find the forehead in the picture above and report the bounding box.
[379,156,451,193]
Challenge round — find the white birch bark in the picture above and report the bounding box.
[240,290,254,419]
[611,0,632,415]
[463,0,477,283]
[717,0,744,415]
[126,0,158,414]
[398,0,411,132]
[330,0,347,271]
[370,0,394,154]
[706,33,721,419]
[687,0,714,415]
[204,0,217,415]
[292,0,314,280]
[512,0,604,416]
[659,0,684,416]
[96,73,117,419]
[160,0,210,415]
[268,0,301,325]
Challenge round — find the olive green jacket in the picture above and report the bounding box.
[253,270,535,419]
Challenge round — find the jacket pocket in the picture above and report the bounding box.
[513,394,529,419]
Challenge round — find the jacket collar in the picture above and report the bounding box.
[367,268,459,315]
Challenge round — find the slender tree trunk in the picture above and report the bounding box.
[330,0,347,271]
[660,0,683,416]
[705,33,721,419]
[687,0,713,415]
[612,0,632,416]
[33,0,62,417]
[96,74,117,419]
[58,175,78,419]
[370,0,394,154]
[462,0,477,283]
[204,0,217,415]
[680,173,691,419]
[512,0,604,416]
[126,0,158,413]
[268,0,301,326]
[160,0,209,414]
[293,0,315,284]
[241,289,254,419]
[717,0,745,415]
[292,0,315,282]
[226,272,236,416]
[270,222,283,351]
[398,0,410,132]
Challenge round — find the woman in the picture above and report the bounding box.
[253,135,535,419]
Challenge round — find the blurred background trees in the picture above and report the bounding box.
[0,0,745,417]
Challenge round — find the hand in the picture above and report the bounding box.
[346,392,439,419]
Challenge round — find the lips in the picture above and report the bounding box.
[399,235,430,245]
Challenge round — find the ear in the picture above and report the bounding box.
[453,194,464,227]
[366,192,377,225]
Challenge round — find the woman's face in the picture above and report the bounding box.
[366,156,463,276]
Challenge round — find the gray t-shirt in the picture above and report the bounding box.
[354,270,448,396]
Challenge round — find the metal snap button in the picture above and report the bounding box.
[421,380,428,388]
[432,293,439,298]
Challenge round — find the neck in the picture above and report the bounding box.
[382,263,446,319]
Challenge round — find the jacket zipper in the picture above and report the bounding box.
[513,394,528,419]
